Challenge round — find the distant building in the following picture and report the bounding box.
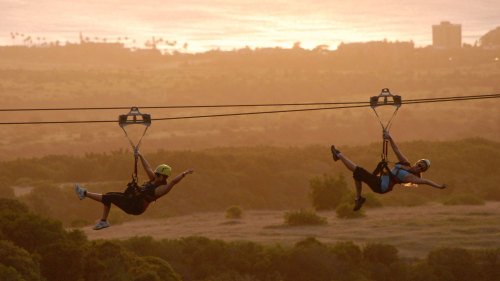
[433,21,462,48]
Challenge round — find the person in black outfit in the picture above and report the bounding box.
[75,151,194,230]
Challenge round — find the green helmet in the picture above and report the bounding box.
[155,164,172,177]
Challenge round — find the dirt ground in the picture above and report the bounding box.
[82,201,500,258]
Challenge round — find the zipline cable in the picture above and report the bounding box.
[0,104,371,125]
[0,101,369,112]
[0,93,498,112]
[0,93,498,125]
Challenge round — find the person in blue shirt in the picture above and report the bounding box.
[331,132,447,211]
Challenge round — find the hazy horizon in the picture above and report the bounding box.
[1,0,499,53]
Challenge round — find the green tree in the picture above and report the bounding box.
[39,241,84,281]
[130,256,181,281]
[309,173,349,210]
[427,247,479,281]
[362,243,405,281]
[0,240,42,281]
[281,237,340,281]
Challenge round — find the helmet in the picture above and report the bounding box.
[418,159,431,170]
[155,164,172,177]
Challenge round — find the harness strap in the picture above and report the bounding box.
[120,125,150,180]
[372,160,402,185]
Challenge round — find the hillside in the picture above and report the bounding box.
[0,43,499,159]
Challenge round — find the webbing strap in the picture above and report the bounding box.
[120,125,150,180]
[119,107,151,182]
[370,89,401,162]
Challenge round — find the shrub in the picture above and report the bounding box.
[363,192,383,208]
[309,174,349,210]
[443,193,484,206]
[335,202,365,219]
[225,205,243,219]
[284,209,327,226]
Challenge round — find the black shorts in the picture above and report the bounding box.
[353,167,383,194]
[102,192,148,215]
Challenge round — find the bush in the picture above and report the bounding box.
[309,174,349,210]
[335,202,365,219]
[363,192,383,208]
[443,193,484,206]
[225,205,243,219]
[284,209,327,226]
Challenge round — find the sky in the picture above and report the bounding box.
[1,0,499,52]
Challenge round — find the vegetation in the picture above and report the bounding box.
[284,209,327,226]
[309,173,349,210]
[0,139,498,226]
[1,197,499,281]
[226,205,243,219]
[0,43,498,159]
[336,202,366,219]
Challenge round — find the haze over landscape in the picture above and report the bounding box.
[1,1,500,281]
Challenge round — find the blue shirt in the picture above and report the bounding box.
[380,163,410,193]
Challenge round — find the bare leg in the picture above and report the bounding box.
[338,153,358,172]
[84,192,109,221]
[85,192,103,202]
[101,205,110,221]
[355,180,362,198]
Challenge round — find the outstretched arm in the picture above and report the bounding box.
[137,150,155,181]
[155,169,194,198]
[384,131,410,164]
[405,174,447,189]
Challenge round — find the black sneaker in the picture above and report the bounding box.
[353,196,366,211]
[331,145,340,161]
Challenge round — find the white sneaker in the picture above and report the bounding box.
[75,184,86,200]
[93,220,110,230]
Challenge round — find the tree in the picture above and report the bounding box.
[0,240,42,281]
[427,247,479,281]
[479,27,500,47]
[309,174,349,210]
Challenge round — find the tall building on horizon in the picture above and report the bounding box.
[432,21,462,48]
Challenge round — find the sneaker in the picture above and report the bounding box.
[75,184,86,200]
[93,220,110,230]
[353,196,366,211]
[331,145,341,161]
